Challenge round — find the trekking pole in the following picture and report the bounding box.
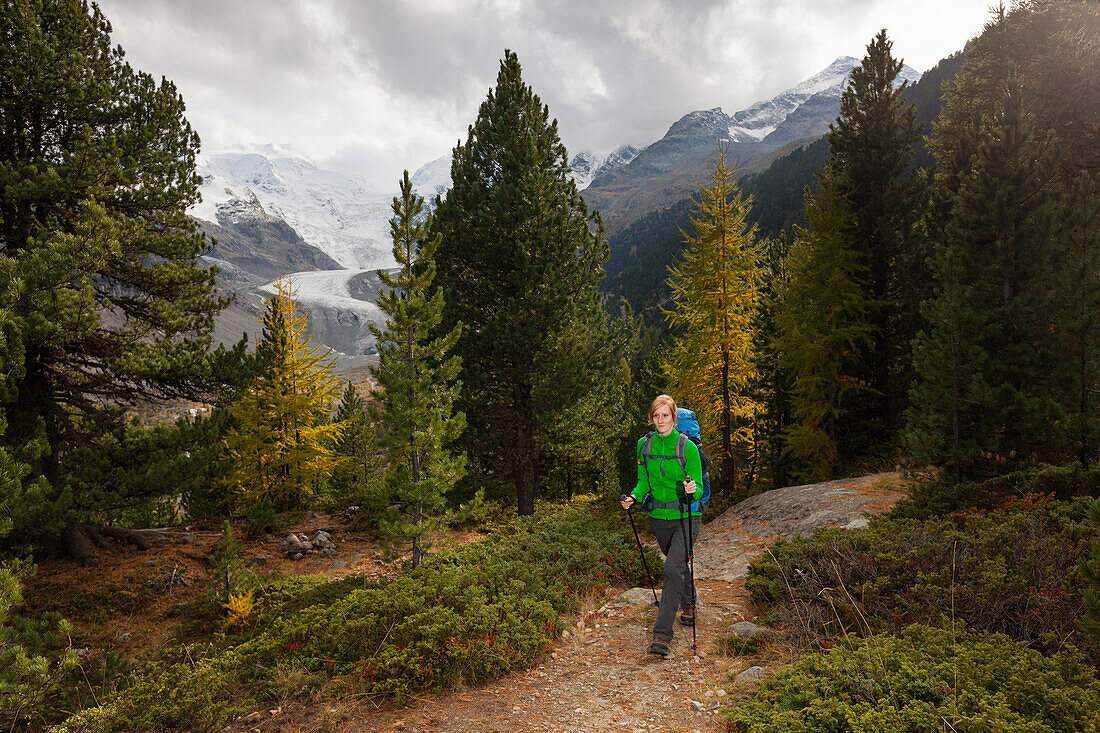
[621,495,659,606]
[685,493,698,655]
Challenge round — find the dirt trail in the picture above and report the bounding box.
[235,473,908,733]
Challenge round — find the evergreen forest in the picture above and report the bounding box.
[2,1,1100,730]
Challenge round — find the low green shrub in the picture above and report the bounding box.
[52,499,660,732]
[746,498,1096,655]
[724,624,1100,733]
[893,463,1100,520]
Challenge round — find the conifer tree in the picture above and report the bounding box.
[432,50,627,515]
[775,170,874,480]
[827,29,923,445]
[750,230,795,491]
[225,279,344,509]
[0,0,240,557]
[663,142,760,489]
[1061,173,1100,468]
[371,172,465,567]
[321,382,384,515]
[906,76,1061,478]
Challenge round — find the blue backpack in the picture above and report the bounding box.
[640,407,712,513]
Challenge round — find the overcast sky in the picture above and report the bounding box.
[95,0,994,190]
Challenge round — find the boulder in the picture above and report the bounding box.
[735,665,766,683]
[726,621,779,639]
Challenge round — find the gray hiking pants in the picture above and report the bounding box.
[649,515,701,642]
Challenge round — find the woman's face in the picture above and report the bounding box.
[652,404,675,435]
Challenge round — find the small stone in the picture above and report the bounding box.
[716,689,728,697]
[705,690,714,698]
[117,632,134,644]
[844,517,870,530]
[697,650,708,658]
[690,700,705,711]
[248,555,270,566]
[736,665,766,683]
[177,533,196,545]
[143,559,157,567]
[329,560,347,570]
[726,621,779,639]
[616,587,661,606]
[292,552,303,561]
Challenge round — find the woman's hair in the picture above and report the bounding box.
[647,394,677,425]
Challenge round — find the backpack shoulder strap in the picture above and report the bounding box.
[676,432,688,475]
[642,432,655,461]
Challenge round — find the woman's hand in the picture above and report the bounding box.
[620,495,636,510]
[684,477,697,495]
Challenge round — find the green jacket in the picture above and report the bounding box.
[630,430,703,519]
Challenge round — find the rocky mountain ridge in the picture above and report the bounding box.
[581,57,921,234]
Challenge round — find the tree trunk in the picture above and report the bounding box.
[64,523,97,567]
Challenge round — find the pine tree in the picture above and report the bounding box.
[432,50,628,515]
[225,278,344,509]
[663,142,760,490]
[906,75,1062,478]
[321,382,384,515]
[750,230,795,492]
[370,172,465,568]
[827,29,923,446]
[1061,173,1100,468]
[775,169,875,480]
[0,1,240,557]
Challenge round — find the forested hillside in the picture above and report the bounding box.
[601,50,968,324]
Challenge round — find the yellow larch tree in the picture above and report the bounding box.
[663,141,761,492]
[225,277,344,509]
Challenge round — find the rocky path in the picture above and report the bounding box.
[233,474,908,733]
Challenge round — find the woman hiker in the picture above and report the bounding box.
[621,394,702,657]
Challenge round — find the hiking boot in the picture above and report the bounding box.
[679,609,695,626]
[649,637,670,657]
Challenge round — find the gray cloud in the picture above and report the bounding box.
[94,0,993,189]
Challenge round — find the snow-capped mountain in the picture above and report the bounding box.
[410,155,453,202]
[191,145,395,269]
[569,145,643,189]
[582,56,923,234]
[727,56,922,142]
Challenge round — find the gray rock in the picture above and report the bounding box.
[616,587,661,606]
[312,530,332,546]
[690,700,706,711]
[292,552,303,560]
[692,475,907,582]
[727,621,779,639]
[844,517,870,530]
[736,665,766,683]
[248,555,270,566]
[299,541,314,552]
[329,560,347,570]
[177,533,196,545]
